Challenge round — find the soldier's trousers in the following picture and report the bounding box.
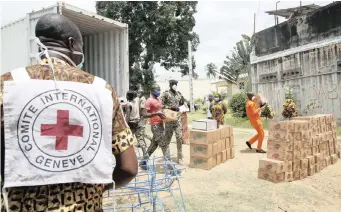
[164,120,183,160]
[146,124,170,159]
[130,121,147,156]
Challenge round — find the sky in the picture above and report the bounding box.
[0,0,333,80]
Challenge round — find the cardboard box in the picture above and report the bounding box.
[190,129,218,145]
[163,109,180,122]
[314,153,323,164]
[307,156,315,168]
[259,158,285,173]
[268,131,290,142]
[267,149,289,161]
[284,161,293,172]
[213,142,219,155]
[258,169,285,183]
[221,150,227,162]
[226,148,231,159]
[312,136,320,147]
[190,143,213,158]
[285,151,294,161]
[220,139,226,151]
[306,148,313,156]
[230,146,235,159]
[315,164,321,173]
[293,161,301,171]
[268,140,293,152]
[190,156,215,170]
[293,140,302,151]
[302,131,312,141]
[293,170,300,180]
[255,93,267,107]
[192,119,217,131]
[217,140,223,152]
[285,172,294,182]
[293,120,310,131]
[301,150,308,159]
[216,153,222,166]
[312,146,319,155]
[331,154,338,164]
[308,166,315,176]
[300,169,308,179]
[294,132,302,141]
[293,151,301,161]
[325,156,331,166]
[225,137,230,148]
[301,159,308,170]
[269,121,289,132]
[220,125,232,138]
[230,136,235,147]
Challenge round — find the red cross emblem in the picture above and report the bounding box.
[41,110,84,150]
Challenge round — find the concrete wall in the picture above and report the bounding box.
[251,2,341,124]
[252,2,341,57]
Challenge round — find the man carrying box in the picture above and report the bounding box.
[161,80,186,164]
[245,93,266,153]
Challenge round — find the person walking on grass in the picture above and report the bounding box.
[210,93,227,128]
[245,92,266,153]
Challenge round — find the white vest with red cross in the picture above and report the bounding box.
[2,68,113,188]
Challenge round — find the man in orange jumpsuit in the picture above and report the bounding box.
[245,93,266,153]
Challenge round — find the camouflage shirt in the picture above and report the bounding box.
[161,90,184,109]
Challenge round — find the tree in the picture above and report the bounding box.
[96,1,200,90]
[219,34,252,90]
[205,63,217,79]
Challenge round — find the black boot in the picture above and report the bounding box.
[246,141,252,150]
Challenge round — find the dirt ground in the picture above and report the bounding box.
[147,128,341,212]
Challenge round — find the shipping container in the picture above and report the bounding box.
[1,2,129,97]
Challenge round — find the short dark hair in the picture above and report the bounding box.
[126,91,137,100]
[35,14,82,45]
[247,92,254,100]
[169,79,178,85]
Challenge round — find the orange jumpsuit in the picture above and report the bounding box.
[246,100,264,150]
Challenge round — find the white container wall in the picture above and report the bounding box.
[251,41,341,123]
[1,2,129,97]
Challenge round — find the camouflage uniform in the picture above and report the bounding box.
[134,96,147,156]
[146,124,170,159]
[161,90,184,160]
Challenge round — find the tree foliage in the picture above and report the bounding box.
[219,34,252,90]
[96,1,200,91]
[205,63,217,79]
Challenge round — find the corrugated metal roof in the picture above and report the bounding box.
[265,4,320,18]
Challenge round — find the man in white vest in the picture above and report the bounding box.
[0,14,137,211]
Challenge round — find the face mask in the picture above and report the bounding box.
[152,91,161,97]
[34,37,60,90]
[172,85,177,91]
[214,98,219,102]
[44,45,84,69]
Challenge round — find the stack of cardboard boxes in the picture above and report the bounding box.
[189,125,235,170]
[258,114,340,183]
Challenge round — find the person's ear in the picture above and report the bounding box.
[68,37,75,52]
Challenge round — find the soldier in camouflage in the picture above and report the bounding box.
[161,80,185,164]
